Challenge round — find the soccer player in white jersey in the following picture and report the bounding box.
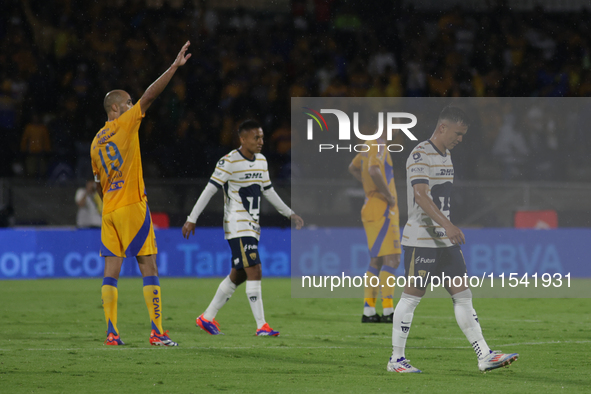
[182,120,304,336]
[387,107,519,373]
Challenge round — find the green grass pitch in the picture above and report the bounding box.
[1,278,590,393]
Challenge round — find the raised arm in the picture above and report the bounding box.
[140,41,191,115]
[412,183,464,245]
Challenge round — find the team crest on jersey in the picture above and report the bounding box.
[218,159,225,167]
[249,252,257,260]
[413,152,421,161]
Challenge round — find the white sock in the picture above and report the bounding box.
[383,307,394,316]
[203,276,236,321]
[246,280,265,329]
[452,289,491,360]
[363,306,376,316]
[391,293,421,361]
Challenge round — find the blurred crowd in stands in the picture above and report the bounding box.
[1,0,590,182]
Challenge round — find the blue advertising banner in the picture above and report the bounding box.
[0,228,290,279]
[292,228,591,278]
[1,228,589,279]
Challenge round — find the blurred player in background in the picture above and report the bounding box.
[91,41,191,347]
[182,120,304,336]
[349,132,401,324]
[75,180,102,228]
[387,106,518,373]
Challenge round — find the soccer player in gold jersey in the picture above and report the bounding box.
[90,41,191,346]
[349,135,401,323]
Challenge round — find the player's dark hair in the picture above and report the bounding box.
[238,119,261,135]
[438,106,470,126]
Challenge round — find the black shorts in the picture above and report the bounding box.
[403,245,467,289]
[228,237,261,269]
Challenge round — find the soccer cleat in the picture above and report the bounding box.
[104,332,125,346]
[387,357,422,373]
[361,314,381,323]
[256,323,280,336]
[149,330,178,346]
[196,314,223,335]
[381,313,393,323]
[478,350,519,372]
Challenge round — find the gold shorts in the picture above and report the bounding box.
[100,199,157,258]
[361,197,401,258]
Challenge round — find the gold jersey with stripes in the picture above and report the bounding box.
[402,140,454,248]
[209,149,272,240]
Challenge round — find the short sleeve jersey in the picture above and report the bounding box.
[351,142,397,202]
[402,140,454,248]
[90,101,146,215]
[209,150,272,240]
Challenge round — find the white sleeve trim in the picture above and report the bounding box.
[263,187,294,218]
[187,183,218,223]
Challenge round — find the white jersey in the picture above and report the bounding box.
[402,140,455,248]
[209,149,272,240]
